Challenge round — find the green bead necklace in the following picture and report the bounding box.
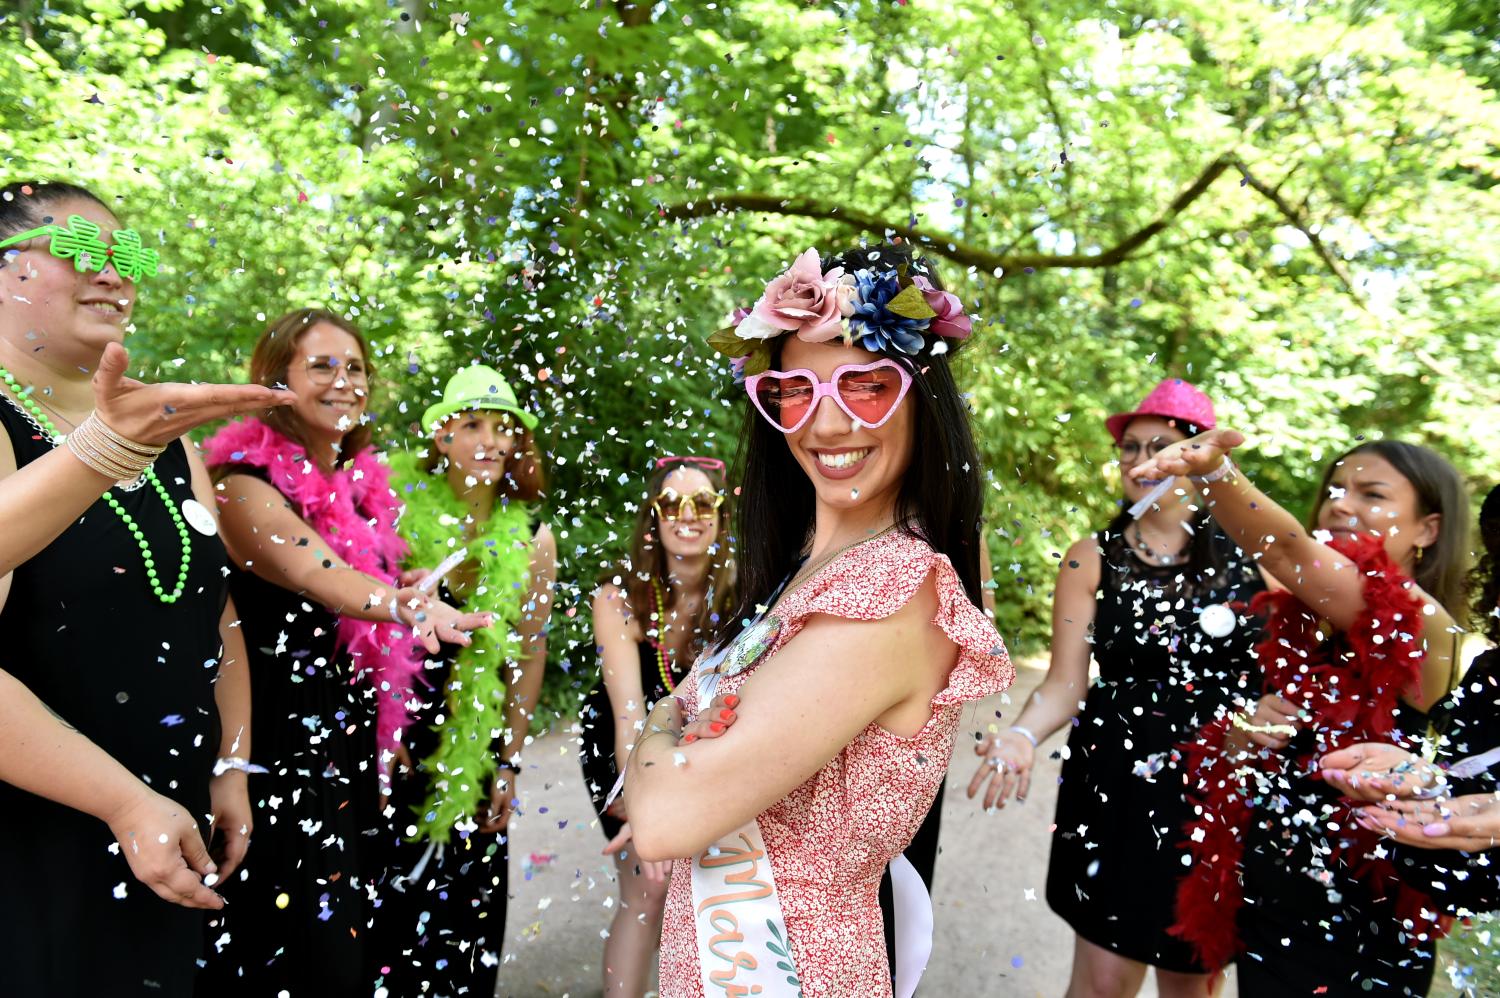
[0,366,192,604]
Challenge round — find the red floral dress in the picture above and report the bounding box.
[657,530,1014,997]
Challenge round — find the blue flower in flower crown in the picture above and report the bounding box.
[846,268,931,354]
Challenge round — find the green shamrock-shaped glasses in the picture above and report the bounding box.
[0,214,162,281]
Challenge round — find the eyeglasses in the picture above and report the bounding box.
[305,355,369,387]
[746,359,913,434]
[0,215,161,282]
[654,455,725,473]
[652,487,725,521]
[1118,437,1179,464]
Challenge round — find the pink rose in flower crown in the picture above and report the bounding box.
[749,247,847,342]
[912,275,972,340]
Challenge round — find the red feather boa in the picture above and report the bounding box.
[1170,534,1446,971]
[202,418,421,768]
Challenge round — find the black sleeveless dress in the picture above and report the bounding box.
[195,466,381,995]
[370,514,542,998]
[0,399,228,998]
[1047,524,1264,972]
[578,639,688,840]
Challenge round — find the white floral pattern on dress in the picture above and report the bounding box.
[659,529,1014,997]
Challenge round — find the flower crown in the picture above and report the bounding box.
[706,247,973,379]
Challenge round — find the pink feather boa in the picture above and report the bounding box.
[202,418,421,767]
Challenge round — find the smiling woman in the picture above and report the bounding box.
[0,179,295,997]
[196,310,491,994]
[624,243,1011,998]
[371,363,556,997]
[1128,430,1471,994]
[578,455,736,998]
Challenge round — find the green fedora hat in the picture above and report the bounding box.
[421,364,538,432]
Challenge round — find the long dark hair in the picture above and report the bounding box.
[1473,484,1500,645]
[1308,440,1470,618]
[603,461,737,654]
[0,180,111,240]
[714,243,985,649]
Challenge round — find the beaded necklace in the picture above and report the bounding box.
[0,366,191,603]
[649,577,679,694]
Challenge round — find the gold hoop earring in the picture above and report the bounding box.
[1416,545,1425,563]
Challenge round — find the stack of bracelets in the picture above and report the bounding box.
[65,412,166,484]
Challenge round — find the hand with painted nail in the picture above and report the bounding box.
[1319,742,1442,803]
[678,693,739,744]
[967,730,1035,811]
[1356,792,1500,851]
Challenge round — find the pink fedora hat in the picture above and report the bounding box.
[1105,379,1216,444]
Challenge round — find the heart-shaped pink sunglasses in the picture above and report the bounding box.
[745,359,913,434]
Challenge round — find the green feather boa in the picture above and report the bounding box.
[388,451,534,843]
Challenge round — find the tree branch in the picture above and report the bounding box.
[659,152,1366,304]
[1229,156,1364,304]
[659,153,1237,276]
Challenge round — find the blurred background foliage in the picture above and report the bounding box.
[3,0,1498,710]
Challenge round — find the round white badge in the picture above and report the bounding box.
[1198,603,1237,639]
[181,499,218,537]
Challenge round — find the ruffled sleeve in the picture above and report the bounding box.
[766,531,1014,706]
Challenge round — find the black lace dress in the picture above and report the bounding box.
[0,400,228,998]
[1047,524,1264,972]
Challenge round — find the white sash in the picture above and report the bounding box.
[686,580,936,997]
[888,853,935,997]
[688,821,936,998]
[690,820,803,996]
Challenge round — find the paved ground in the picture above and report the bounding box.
[492,657,1174,998]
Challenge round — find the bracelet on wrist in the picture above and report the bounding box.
[1008,725,1039,749]
[1229,711,1296,737]
[1190,458,1237,485]
[213,756,267,777]
[63,412,166,485]
[387,594,404,624]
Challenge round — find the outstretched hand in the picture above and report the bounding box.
[1355,793,1500,851]
[1127,428,1246,484]
[106,789,225,910]
[393,587,493,654]
[967,730,1035,810]
[92,342,295,447]
[1319,742,1443,803]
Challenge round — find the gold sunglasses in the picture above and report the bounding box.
[652,487,724,521]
